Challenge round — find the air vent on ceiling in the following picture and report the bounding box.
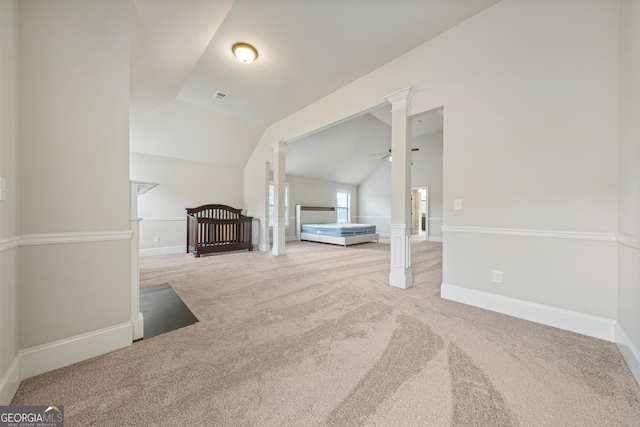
[213,91,227,101]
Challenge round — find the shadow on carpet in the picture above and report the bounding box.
[140,284,198,339]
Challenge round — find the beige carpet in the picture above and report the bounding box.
[11,238,640,426]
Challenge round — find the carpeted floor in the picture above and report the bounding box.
[11,238,640,426]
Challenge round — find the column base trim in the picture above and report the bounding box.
[132,312,144,341]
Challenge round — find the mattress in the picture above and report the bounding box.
[301,223,376,237]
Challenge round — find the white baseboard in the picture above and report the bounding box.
[428,236,443,243]
[140,245,186,257]
[0,356,20,405]
[616,324,640,386]
[441,283,616,342]
[19,322,132,381]
[379,232,390,238]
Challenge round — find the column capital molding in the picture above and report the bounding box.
[384,87,412,112]
[271,140,287,152]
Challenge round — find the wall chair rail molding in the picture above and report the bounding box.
[141,217,186,222]
[20,230,133,246]
[442,226,617,242]
[617,234,640,251]
[0,236,20,253]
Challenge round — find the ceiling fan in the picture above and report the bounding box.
[371,148,419,160]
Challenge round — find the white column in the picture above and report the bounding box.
[259,161,271,252]
[130,183,143,340]
[385,87,413,289]
[271,141,287,256]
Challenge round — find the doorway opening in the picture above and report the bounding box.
[411,187,429,240]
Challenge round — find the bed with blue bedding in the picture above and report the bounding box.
[296,205,379,246]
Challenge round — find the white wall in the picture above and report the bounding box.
[286,175,358,240]
[616,0,640,384]
[130,152,245,255]
[358,131,443,238]
[245,0,620,339]
[18,0,131,363]
[357,162,391,236]
[0,0,20,405]
[412,131,443,240]
[130,99,265,167]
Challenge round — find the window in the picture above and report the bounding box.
[269,182,289,227]
[336,190,350,223]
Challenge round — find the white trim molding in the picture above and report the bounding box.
[0,356,20,405]
[21,230,133,246]
[141,217,186,222]
[140,245,186,257]
[428,236,443,243]
[617,234,640,251]
[616,325,640,386]
[0,236,20,253]
[19,322,132,381]
[442,226,616,242]
[385,86,411,112]
[2,231,133,251]
[441,283,616,342]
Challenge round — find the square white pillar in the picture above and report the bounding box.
[272,141,287,256]
[259,161,271,252]
[389,224,413,289]
[385,87,413,289]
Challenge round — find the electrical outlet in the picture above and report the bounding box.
[154,236,160,243]
[492,270,503,283]
[454,199,463,210]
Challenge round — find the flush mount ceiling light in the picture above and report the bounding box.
[232,43,258,64]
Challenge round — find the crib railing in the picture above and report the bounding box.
[186,205,253,257]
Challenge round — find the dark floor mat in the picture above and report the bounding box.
[140,284,198,339]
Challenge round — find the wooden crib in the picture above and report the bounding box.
[186,204,253,257]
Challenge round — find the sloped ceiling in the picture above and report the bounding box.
[129,0,499,177]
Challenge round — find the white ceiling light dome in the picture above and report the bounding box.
[232,43,258,64]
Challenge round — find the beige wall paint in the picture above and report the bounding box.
[130,100,265,167]
[358,131,443,238]
[18,0,131,348]
[0,0,19,394]
[357,162,391,236]
[617,0,640,373]
[19,241,131,348]
[245,1,620,319]
[411,131,443,239]
[19,0,130,234]
[130,152,244,251]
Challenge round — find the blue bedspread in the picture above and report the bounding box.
[301,223,376,237]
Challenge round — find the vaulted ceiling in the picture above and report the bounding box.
[129,0,500,183]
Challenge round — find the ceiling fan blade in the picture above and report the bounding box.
[412,148,419,151]
[380,154,390,160]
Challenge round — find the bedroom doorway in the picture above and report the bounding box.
[411,186,429,240]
